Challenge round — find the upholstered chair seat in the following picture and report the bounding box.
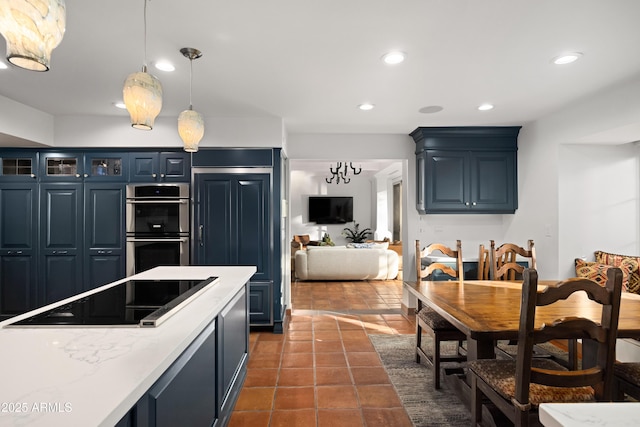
[417,307,459,330]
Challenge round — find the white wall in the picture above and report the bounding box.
[559,143,639,278]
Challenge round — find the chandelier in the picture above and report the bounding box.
[178,47,204,152]
[325,162,361,184]
[0,0,66,71]
[122,0,162,130]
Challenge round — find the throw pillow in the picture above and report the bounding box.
[574,258,634,292]
[594,251,640,294]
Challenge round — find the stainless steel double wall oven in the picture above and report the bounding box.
[126,183,190,275]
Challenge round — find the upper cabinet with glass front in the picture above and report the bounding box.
[39,151,128,181]
[82,152,128,181]
[39,152,83,181]
[0,151,38,181]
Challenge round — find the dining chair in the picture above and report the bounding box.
[415,239,467,389]
[613,362,640,401]
[468,267,623,427]
[489,239,536,281]
[478,244,490,280]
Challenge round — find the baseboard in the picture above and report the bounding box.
[400,303,414,317]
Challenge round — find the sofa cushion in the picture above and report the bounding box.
[295,247,398,280]
[575,258,636,292]
[594,251,640,294]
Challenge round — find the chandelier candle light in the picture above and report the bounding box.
[0,0,66,71]
[326,161,361,184]
[178,47,204,153]
[123,0,162,130]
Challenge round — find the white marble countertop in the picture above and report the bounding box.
[539,402,640,426]
[0,266,255,427]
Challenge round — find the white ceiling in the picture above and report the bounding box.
[1,0,640,137]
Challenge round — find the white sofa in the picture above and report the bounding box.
[294,245,399,280]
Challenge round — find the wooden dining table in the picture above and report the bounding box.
[405,279,640,363]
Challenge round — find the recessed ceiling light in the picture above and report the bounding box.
[114,101,127,109]
[478,103,494,111]
[381,51,406,65]
[358,103,375,111]
[154,60,175,72]
[552,52,583,65]
[418,105,444,114]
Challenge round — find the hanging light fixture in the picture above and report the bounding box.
[0,0,66,71]
[326,161,362,184]
[122,0,162,130]
[178,47,204,153]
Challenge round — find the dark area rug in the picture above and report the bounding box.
[369,334,471,427]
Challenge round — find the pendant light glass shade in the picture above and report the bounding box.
[178,47,204,152]
[0,0,66,71]
[178,109,204,152]
[123,67,163,130]
[123,0,162,130]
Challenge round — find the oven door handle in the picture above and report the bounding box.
[126,199,189,204]
[127,238,189,242]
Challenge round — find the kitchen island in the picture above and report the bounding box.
[0,265,255,427]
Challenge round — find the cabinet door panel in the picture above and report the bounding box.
[237,177,270,280]
[85,184,125,249]
[196,177,233,265]
[426,151,468,211]
[40,184,82,304]
[249,282,271,325]
[218,287,248,411]
[0,184,38,315]
[470,152,516,212]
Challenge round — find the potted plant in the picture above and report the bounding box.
[342,222,372,243]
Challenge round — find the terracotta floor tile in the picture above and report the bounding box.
[253,340,284,354]
[346,352,382,367]
[315,367,352,385]
[313,330,342,340]
[318,409,364,427]
[340,330,368,341]
[286,331,314,341]
[350,367,390,385]
[257,332,286,342]
[283,341,313,353]
[270,409,317,427]
[278,368,315,386]
[316,386,359,409]
[362,408,413,427]
[227,410,271,427]
[342,339,374,352]
[315,352,347,367]
[314,339,344,353]
[356,385,402,408]
[313,321,339,331]
[248,353,281,369]
[234,387,275,411]
[287,321,313,331]
[243,368,279,387]
[281,352,314,368]
[274,386,316,410]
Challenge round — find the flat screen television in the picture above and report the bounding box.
[308,196,353,224]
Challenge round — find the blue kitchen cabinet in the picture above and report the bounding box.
[129,151,190,182]
[192,148,284,332]
[84,183,126,291]
[194,172,272,325]
[39,183,83,305]
[39,151,84,182]
[82,152,128,181]
[0,151,38,181]
[0,183,38,318]
[411,126,521,214]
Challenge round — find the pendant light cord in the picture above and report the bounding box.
[143,0,149,71]
[189,58,194,110]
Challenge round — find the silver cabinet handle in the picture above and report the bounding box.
[31,174,36,179]
[52,250,68,254]
[465,202,470,206]
[472,202,477,206]
[161,173,165,178]
[84,173,89,178]
[75,174,81,178]
[152,173,157,178]
[199,225,204,246]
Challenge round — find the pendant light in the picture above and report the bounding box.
[0,0,66,71]
[178,47,204,153]
[122,0,162,130]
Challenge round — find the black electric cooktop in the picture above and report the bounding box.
[7,277,218,328]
